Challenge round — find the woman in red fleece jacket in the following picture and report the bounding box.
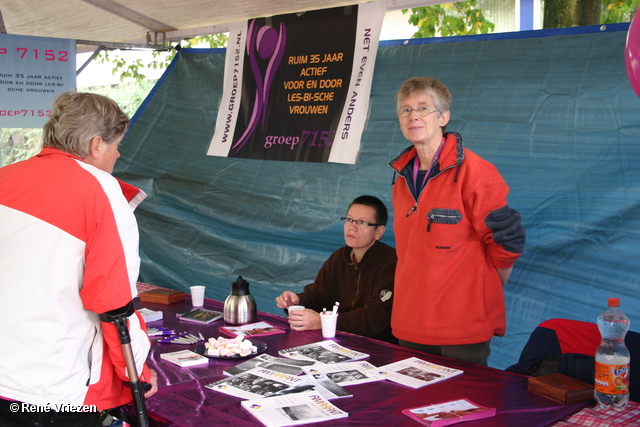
[389,77,525,366]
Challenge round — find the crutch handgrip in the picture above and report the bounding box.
[100,302,150,427]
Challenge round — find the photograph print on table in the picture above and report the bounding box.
[300,361,382,386]
[206,367,308,400]
[278,340,369,364]
[241,391,348,427]
[375,357,463,389]
[403,398,495,426]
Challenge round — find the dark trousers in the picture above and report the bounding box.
[0,398,102,427]
[399,339,492,366]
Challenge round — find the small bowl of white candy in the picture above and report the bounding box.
[203,336,261,358]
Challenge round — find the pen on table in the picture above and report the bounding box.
[198,331,205,342]
[147,326,175,335]
[157,334,200,344]
[147,329,177,336]
[183,333,200,341]
[155,332,188,339]
[332,301,340,315]
[158,339,197,345]
[158,338,184,344]
[150,331,178,337]
[156,335,184,343]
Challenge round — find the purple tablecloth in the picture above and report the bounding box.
[135,289,587,426]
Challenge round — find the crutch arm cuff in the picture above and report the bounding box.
[98,301,135,323]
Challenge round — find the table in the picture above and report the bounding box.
[134,284,588,426]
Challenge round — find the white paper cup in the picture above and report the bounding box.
[320,312,338,338]
[287,305,305,313]
[190,286,206,307]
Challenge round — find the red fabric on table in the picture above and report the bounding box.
[539,318,601,355]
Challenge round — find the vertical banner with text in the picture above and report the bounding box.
[0,34,76,128]
[207,3,385,164]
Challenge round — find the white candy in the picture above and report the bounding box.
[204,335,257,357]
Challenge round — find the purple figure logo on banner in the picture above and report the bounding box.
[626,12,640,98]
[232,20,287,154]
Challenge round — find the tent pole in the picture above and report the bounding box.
[0,9,7,34]
[76,46,106,76]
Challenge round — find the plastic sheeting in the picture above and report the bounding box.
[116,23,640,369]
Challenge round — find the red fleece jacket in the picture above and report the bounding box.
[389,132,524,346]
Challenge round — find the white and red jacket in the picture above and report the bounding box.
[0,147,151,410]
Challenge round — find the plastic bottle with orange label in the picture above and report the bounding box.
[594,297,630,410]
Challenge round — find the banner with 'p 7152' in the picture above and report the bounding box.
[0,34,76,128]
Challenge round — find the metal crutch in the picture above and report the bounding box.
[99,302,150,427]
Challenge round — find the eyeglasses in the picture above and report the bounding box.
[341,217,383,227]
[397,106,440,118]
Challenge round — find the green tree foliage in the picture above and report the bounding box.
[0,128,42,167]
[85,79,158,118]
[403,0,495,38]
[99,33,228,83]
[1,35,228,167]
[601,0,640,24]
[544,0,638,28]
[0,80,157,167]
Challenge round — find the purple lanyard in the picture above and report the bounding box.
[413,137,445,193]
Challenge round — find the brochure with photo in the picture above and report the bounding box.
[219,321,285,338]
[375,357,463,389]
[177,308,223,324]
[224,353,316,377]
[206,367,307,400]
[301,371,352,400]
[300,361,383,386]
[278,340,369,364]
[241,391,348,427]
[402,398,496,426]
[159,349,209,367]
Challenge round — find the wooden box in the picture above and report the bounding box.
[139,288,185,304]
[528,373,594,404]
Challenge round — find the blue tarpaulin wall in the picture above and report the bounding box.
[116,23,640,369]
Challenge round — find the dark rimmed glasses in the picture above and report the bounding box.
[341,217,383,227]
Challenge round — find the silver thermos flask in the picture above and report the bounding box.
[223,276,257,325]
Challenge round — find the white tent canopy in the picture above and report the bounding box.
[0,0,449,51]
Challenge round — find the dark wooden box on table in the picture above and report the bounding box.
[528,373,594,404]
[139,288,185,304]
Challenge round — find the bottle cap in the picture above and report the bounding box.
[608,297,620,307]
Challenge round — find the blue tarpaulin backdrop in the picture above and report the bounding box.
[116,23,640,369]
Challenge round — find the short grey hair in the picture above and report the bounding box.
[43,92,129,157]
[396,77,452,113]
